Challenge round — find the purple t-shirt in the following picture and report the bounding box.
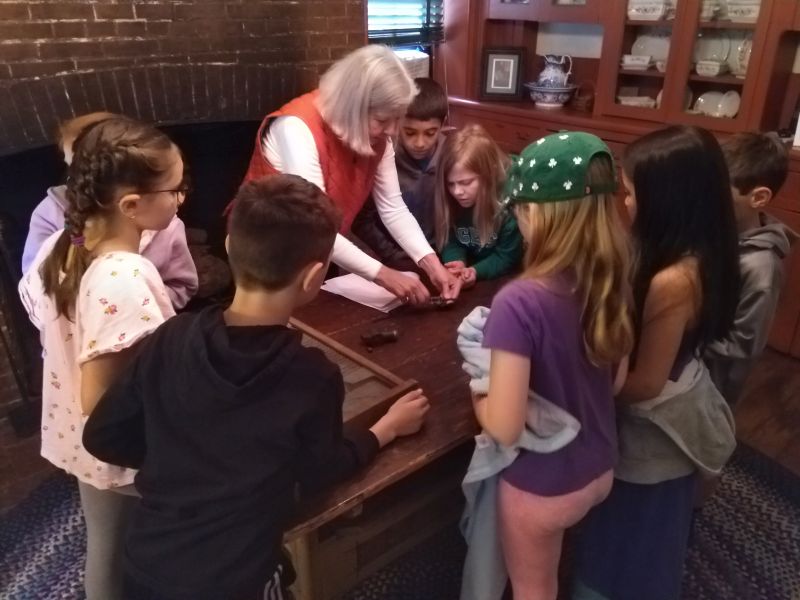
[483,277,617,496]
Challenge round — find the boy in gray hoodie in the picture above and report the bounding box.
[705,132,798,405]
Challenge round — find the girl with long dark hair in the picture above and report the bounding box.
[573,126,741,600]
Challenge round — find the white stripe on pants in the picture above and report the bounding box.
[263,563,285,600]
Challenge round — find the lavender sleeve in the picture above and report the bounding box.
[141,217,199,310]
[22,194,66,274]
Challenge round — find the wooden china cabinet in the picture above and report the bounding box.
[595,0,777,132]
[438,0,800,357]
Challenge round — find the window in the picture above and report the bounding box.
[367,0,444,45]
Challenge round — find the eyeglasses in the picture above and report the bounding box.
[141,185,192,204]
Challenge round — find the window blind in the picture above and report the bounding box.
[367,0,444,45]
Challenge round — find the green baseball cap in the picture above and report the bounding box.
[502,131,617,205]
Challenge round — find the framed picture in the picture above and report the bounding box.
[481,47,525,100]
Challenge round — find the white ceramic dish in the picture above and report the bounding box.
[694,91,724,116]
[693,31,731,63]
[524,83,578,109]
[656,89,693,109]
[726,0,760,23]
[622,54,653,67]
[719,90,741,117]
[700,1,721,20]
[628,0,675,21]
[627,0,669,20]
[696,60,730,77]
[617,95,657,108]
[632,32,671,61]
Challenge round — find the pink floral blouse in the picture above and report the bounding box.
[19,231,175,489]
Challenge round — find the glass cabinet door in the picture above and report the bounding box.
[667,0,764,130]
[597,0,682,120]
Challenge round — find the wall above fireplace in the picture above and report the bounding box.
[0,0,367,154]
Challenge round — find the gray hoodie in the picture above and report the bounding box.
[705,213,799,405]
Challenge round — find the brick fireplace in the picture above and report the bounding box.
[0,0,368,512]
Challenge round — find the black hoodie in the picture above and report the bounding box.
[83,306,378,599]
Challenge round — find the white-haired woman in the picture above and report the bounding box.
[240,44,461,305]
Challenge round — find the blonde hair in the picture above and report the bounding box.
[514,156,634,365]
[57,111,120,159]
[435,124,508,250]
[318,45,416,156]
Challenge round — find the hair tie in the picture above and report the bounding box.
[70,234,85,247]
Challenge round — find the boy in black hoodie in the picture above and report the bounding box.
[83,175,430,600]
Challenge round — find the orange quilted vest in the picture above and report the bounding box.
[241,90,386,234]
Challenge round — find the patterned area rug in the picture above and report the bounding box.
[2,444,798,600]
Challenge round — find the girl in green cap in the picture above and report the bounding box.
[573,126,740,600]
[473,131,633,600]
[435,124,523,287]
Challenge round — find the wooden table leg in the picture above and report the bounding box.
[287,532,318,600]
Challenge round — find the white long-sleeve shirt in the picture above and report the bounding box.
[263,116,434,280]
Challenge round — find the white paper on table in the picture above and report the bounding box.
[320,272,419,313]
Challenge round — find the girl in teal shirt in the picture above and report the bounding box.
[435,124,523,287]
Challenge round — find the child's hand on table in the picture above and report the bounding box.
[460,267,477,289]
[370,389,431,448]
[444,261,466,275]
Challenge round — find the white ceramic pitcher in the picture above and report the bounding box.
[536,54,573,88]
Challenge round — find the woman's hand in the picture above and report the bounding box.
[375,266,430,305]
[419,254,462,301]
[444,261,466,274]
[370,389,431,447]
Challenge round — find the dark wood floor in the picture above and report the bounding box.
[734,348,800,476]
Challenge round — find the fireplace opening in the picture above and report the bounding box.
[0,119,260,266]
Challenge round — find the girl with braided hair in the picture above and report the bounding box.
[21,112,198,309]
[18,117,184,600]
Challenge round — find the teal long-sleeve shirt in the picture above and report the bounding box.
[440,207,523,280]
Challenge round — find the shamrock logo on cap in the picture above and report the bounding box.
[503,131,616,205]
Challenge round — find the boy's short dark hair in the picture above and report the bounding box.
[405,78,448,123]
[228,175,342,290]
[723,132,789,195]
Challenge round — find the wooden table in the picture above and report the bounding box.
[285,279,502,599]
